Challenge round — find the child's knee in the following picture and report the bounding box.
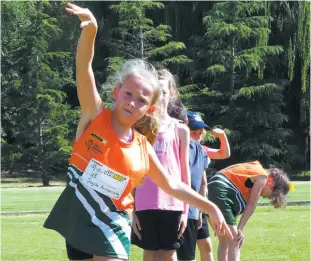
[198,238,213,252]
[144,250,160,259]
[218,235,230,246]
[159,250,176,260]
[206,238,213,252]
[228,241,239,251]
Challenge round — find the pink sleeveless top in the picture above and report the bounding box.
[135,119,184,211]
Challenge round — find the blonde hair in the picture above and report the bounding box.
[157,69,179,101]
[104,59,162,145]
[200,128,207,142]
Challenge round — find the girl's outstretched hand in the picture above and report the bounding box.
[209,206,233,240]
[65,2,97,29]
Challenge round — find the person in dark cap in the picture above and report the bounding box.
[187,111,211,130]
[187,111,231,261]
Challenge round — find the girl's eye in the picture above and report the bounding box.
[140,98,147,104]
[125,92,132,96]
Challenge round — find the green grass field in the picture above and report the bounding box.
[1,179,310,260]
[1,186,64,212]
[1,206,310,261]
[1,181,309,213]
[1,177,66,188]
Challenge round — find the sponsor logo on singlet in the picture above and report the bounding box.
[90,132,107,144]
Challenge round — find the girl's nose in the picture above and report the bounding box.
[128,100,135,107]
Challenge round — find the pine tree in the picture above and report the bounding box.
[97,0,191,107]
[268,1,310,172]
[182,1,291,169]
[107,0,191,71]
[1,1,79,185]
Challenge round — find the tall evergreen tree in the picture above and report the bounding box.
[1,1,79,185]
[1,0,308,180]
[182,1,291,170]
[97,0,191,107]
[268,1,310,172]
[107,0,191,72]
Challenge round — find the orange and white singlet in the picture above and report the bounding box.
[220,161,268,201]
[44,108,149,259]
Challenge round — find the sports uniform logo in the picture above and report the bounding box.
[104,170,127,182]
[90,132,107,143]
[86,140,103,154]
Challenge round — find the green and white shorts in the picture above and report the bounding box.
[208,172,247,225]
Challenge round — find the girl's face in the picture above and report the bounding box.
[114,75,156,126]
[260,186,273,199]
[159,79,172,111]
[190,128,204,142]
[260,176,275,198]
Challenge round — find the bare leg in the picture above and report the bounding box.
[159,250,178,261]
[197,237,214,261]
[227,226,240,261]
[144,250,160,261]
[217,225,239,261]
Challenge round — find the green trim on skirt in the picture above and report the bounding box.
[44,165,131,259]
[208,173,247,225]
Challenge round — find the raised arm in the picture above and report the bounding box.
[204,128,230,160]
[65,3,103,119]
[145,142,233,239]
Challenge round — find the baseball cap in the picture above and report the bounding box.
[187,111,211,130]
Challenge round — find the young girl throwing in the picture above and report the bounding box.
[44,3,232,261]
[208,161,290,261]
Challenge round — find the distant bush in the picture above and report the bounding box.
[291,171,310,181]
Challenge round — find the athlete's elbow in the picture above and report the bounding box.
[220,151,230,159]
[163,180,179,197]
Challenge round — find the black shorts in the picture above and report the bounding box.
[131,210,182,251]
[197,214,210,240]
[66,241,93,260]
[176,219,198,260]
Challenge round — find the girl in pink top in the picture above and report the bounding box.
[132,69,191,261]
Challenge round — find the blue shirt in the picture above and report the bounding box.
[188,139,209,220]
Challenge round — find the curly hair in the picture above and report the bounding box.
[268,168,290,208]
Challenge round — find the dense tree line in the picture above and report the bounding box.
[1,1,310,184]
